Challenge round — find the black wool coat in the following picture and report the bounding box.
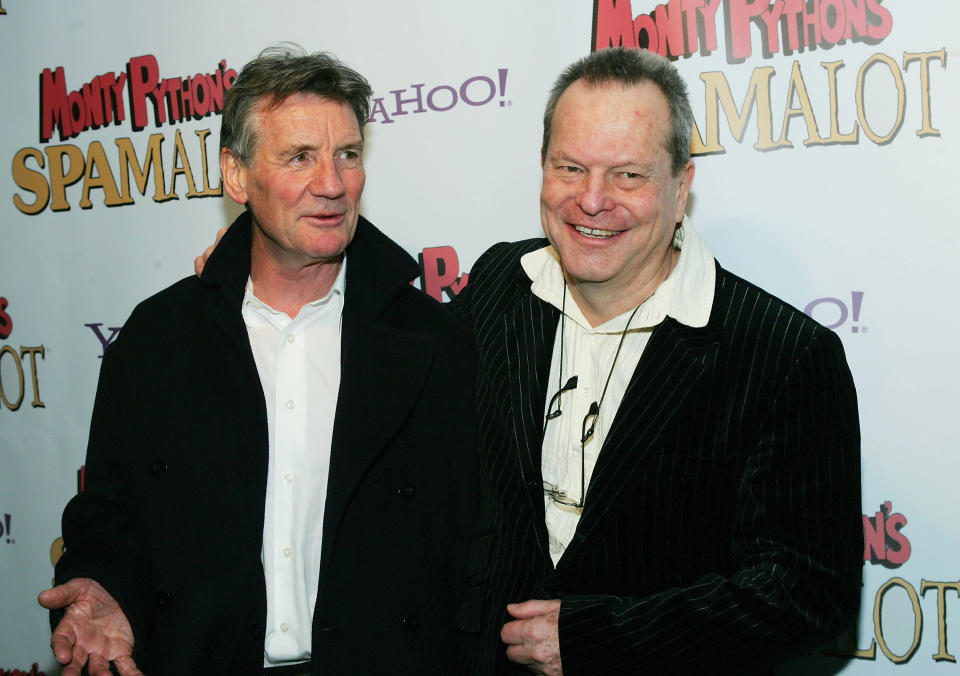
[56,212,479,675]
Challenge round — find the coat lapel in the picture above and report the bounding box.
[319,218,433,574]
[323,316,433,547]
[503,281,558,559]
[559,314,723,563]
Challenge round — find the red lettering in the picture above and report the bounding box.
[884,511,911,565]
[419,246,469,302]
[653,0,686,57]
[681,0,704,53]
[842,0,868,40]
[820,0,846,45]
[727,0,767,60]
[866,0,892,40]
[39,66,71,142]
[0,298,12,339]
[594,0,637,49]
[128,54,161,130]
[863,512,885,561]
[634,14,659,52]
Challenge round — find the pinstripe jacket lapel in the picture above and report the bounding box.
[502,273,559,560]
[558,299,724,565]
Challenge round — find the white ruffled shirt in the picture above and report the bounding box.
[520,217,715,566]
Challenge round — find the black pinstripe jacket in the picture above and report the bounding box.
[452,238,861,675]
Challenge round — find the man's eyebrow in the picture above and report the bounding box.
[279,143,315,156]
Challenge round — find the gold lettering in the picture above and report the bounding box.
[115,134,176,203]
[79,142,125,209]
[193,129,223,197]
[903,49,947,138]
[820,627,877,660]
[20,346,45,408]
[856,53,906,145]
[170,129,199,198]
[44,144,85,212]
[920,579,960,662]
[777,61,828,147]
[874,577,922,664]
[12,147,51,215]
[820,60,859,144]
[0,344,25,411]
[699,67,783,152]
[50,537,65,568]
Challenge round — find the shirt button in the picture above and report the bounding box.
[286,334,295,344]
[284,473,295,483]
[286,400,295,410]
[282,547,292,557]
[280,622,289,632]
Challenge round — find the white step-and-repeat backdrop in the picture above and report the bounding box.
[1,1,957,673]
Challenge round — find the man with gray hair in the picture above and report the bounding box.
[453,47,861,674]
[39,45,477,675]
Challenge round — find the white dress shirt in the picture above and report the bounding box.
[521,217,715,566]
[241,261,346,667]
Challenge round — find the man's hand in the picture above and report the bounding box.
[500,599,563,675]
[38,577,145,676]
[193,225,230,276]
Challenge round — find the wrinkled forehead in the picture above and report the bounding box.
[552,79,673,148]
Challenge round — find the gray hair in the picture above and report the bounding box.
[541,48,693,175]
[220,44,372,164]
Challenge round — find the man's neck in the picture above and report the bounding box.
[249,249,342,319]
[567,247,679,327]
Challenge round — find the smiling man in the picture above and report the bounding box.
[453,48,862,674]
[39,46,477,676]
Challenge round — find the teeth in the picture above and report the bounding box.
[574,225,616,239]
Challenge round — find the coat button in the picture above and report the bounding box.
[155,590,172,609]
[150,458,168,477]
[250,622,264,639]
[398,482,416,501]
[401,614,419,631]
[527,479,540,490]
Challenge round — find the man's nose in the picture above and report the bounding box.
[307,160,346,199]
[575,173,614,215]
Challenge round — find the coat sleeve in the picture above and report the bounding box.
[556,329,862,675]
[54,329,157,660]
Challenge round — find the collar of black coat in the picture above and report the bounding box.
[200,210,421,319]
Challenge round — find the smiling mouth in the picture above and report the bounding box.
[573,225,618,239]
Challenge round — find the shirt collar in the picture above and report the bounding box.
[242,257,348,324]
[520,215,715,331]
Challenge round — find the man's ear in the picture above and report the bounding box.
[220,148,249,205]
[674,161,695,223]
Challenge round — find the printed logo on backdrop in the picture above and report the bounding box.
[0,665,47,676]
[11,55,235,214]
[0,1,7,16]
[86,322,122,358]
[805,291,866,333]
[821,500,960,665]
[0,297,45,411]
[0,512,13,545]
[368,69,511,125]
[419,246,469,302]
[592,1,946,154]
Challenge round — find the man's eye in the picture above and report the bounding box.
[291,152,307,162]
[621,172,640,179]
[338,150,359,160]
[560,165,581,173]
